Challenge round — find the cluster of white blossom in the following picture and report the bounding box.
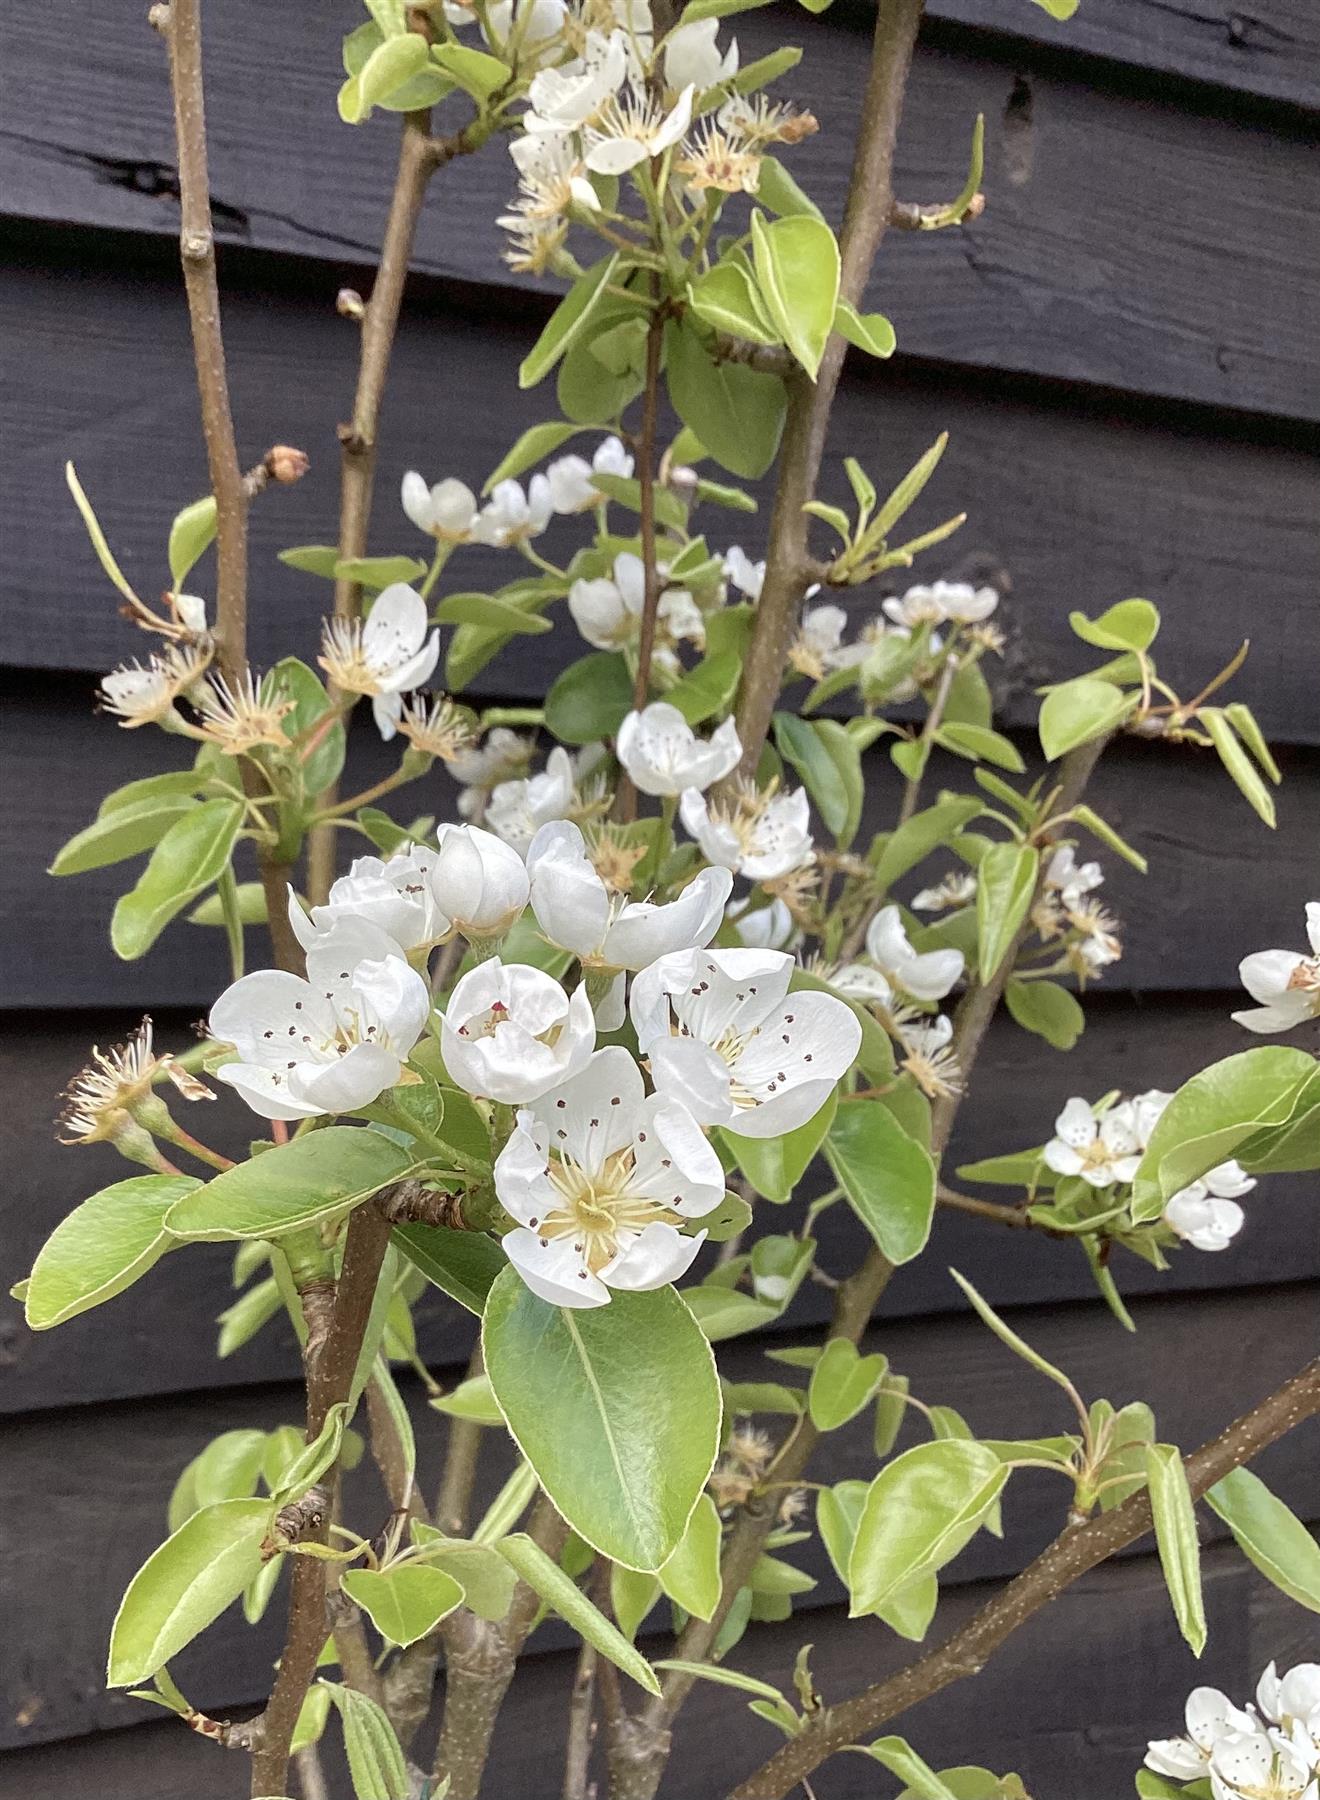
[1043,1088,1255,1251]
[830,907,966,1101]
[401,437,634,554]
[1146,1663,1320,1800]
[206,817,862,1309]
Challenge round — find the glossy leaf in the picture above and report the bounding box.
[657,1494,723,1621]
[848,1441,1006,1617]
[344,32,431,120]
[269,1402,351,1509]
[111,801,244,960]
[664,650,743,726]
[25,1174,198,1329]
[521,254,619,388]
[817,1479,870,1583]
[341,1564,465,1648]
[1202,708,1277,828]
[724,1090,836,1204]
[168,495,218,589]
[483,422,584,490]
[429,40,510,99]
[409,1528,518,1620]
[682,1284,781,1342]
[665,319,787,479]
[871,796,983,892]
[808,1339,887,1431]
[1069,599,1159,653]
[975,842,1039,982]
[936,723,1025,773]
[835,298,896,358]
[431,1373,504,1425]
[497,1532,661,1692]
[866,1737,962,1799]
[754,153,824,220]
[545,651,634,745]
[751,212,840,379]
[688,261,780,346]
[434,590,554,635]
[1204,1466,1320,1612]
[321,1682,409,1800]
[165,1128,417,1241]
[394,1222,505,1315]
[826,1101,936,1264]
[1004,978,1084,1050]
[335,555,427,589]
[1038,677,1135,762]
[482,1270,721,1571]
[1145,1443,1206,1656]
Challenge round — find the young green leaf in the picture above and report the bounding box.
[826,1101,936,1265]
[664,319,787,479]
[754,153,824,220]
[520,254,620,389]
[429,40,509,100]
[688,261,781,346]
[947,1269,1080,1399]
[1204,1466,1320,1612]
[111,801,244,961]
[1004,978,1084,1050]
[65,460,140,606]
[1223,703,1281,784]
[975,842,1039,982]
[865,1736,962,1799]
[483,422,584,492]
[808,1339,887,1431]
[482,1270,721,1572]
[341,1564,465,1648]
[1144,1443,1207,1656]
[663,650,743,726]
[835,299,896,358]
[24,1173,199,1330]
[1067,803,1149,873]
[168,495,218,589]
[750,212,840,379]
[545,651,634,745]
[334,555,428,589]
[165,1128,417,1241]
[651,1659,788,1704]
[682,1284,782,1342]
[393,1221,505,1315]
[1068,599,1159,653]
[1038,677,1135,762]
[268,1402,351,1509]
[871,435,948,542]
[848,1440,1007,1616]
[1201,708,1277,828]
[321,1682,410,1800]
[656,1494,724,1622]
[434,591,554,635]
[408,1530,518,1621]
[936,723,1026,773]
[497,1533,661,1693]
[724,1091,837,1204]
[431,1372,505,1425]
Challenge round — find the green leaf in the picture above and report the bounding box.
[409,1529,517,1620]
[496,1532,661,1692]
[1204,1466,1320,1613]
[1223,703,1281,784]
[279,544,341,578]
[272,655,346,795]
[165,1129,417,1241]
[1130,1047,1316,1221]
[65,460,140,607]
[431,1373,504,1426]
[1030,0,1079,17]
[657,1494,723,1621]
[947,1269,1079,1399]
[483,1271,721,1571]
[936,723,1026,773]
[341,1564,465,1648]
[51,797,200,876]
[1069,599,1160,653]
[651,1659,787,1704]
[848,1440,1007,1617]
[817,1479,871,1583]
[729,45,803,92]
[871,435,947,543]
[1068,803,1149,874]
[1038,677,1135,762]
[190,881,270,927]
[664,319,787,480]
[111,801,243,960]
[1201,708,1277,828]
[750,212,839,380]
[545,651,634,745]
[865,1737,962,1799]
[168,495,217,589]
[611,1563,662,1640]
[1004,978,1084,1050]
[771,713,858,837]
[664,650,742,726]
[808,1339,887,1431]
[835,298,896,359]
[872,795,983,891]
[483,422,584,491]
[108,1499,273,1685]
[25,1174,199,1330]
[521,255,620,389]
[344,32,431,120]
[1145,1443,1206,1656]
[688,261,780,346]
[269,1403,351,1509]
[169,1428,267,1531]
[825,1101,936,1265]
[394,1222,504,1315]
[434,590,554,635]
[321,1682,409,1800]
[754,154,824,221]
[430,39,510,99]
[682,1284,781,1341]
[724,1090,836,1204]
[975,842,1039,982]
[335,555,428,589]
[789,966,895,1087]
[874,1377,910,1459]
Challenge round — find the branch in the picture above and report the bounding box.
[729,0,926,783]
[730,1356,1320,1799]
[249,1203,395,1795]
[563,1641,599,1800]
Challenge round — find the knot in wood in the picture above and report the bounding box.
[180,229,212,263]
[377,1179,468,1229]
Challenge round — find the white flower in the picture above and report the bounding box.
[828,963,894,1007]
[1164,1160,1255,1252]
[630,947,861,1138]
[525,31,628,132]
[865,905,964,1002]
[723,545,764,601]
[288,846,448,960]
[663,18,738,91]
[486,745,577,853]
[401,474,479,543]
[727,896,795,950]
[473,475,554,548]
[1257,1664,1320,1734]
[451,727,536,793]
[481,0,566,50]
[787,604,861,679]
[616,703,741,797]
[1208,1722,1316,1800]
[318,584,441,740]
[912,871,977,913]
[1045,844,1104,909]
[430,824,530,940]
[528,819,731,969]
[547,436,633,513]
[568,553,701,660]
[679,783,813,882]
[174,592,208,635]
[495,1045,723,1307]
[441,961,595,1103]
[883,581,998,628]
[507,127,600,230]
[99,645,211,728]
[1043,1096,1142,1188]
[584,82,695,175]
[897,1013,964,1102]
[1146,1687,1260,1784]
[1233,902,1320,1034]
[1128,1087,1173,1148]
[209,931,430,1120]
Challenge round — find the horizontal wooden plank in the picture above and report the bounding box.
[2,1547,1309,1797]
[2,668,1315,1009]
[4,248,1317,744]
[5,3,1318,419]
[3,1284,1314,1747]
[5,992,1319,1415]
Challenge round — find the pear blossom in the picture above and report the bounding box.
[912,871,977,913]
[429,824,529,940]
[568,553,703,664]
[193,668,294,755]
[897,1013,964,1101]
[584,84,695,175]
[1043,1096,1142,1187]
[723,545,764,601]
[630,947,861,1137]
[441,961,595,1103]
[524,31,628,133]
[663,17,738,91]
[396,693,478,764]
[787,604,865,680]
[1045,844,1104,909]
[1233,902,1320,1034]
[288,845,448,960]
[209,932,430,1120]
[474,0,566,50]
[827,962,894,1007]
[473,475,554,548]
[401,473,479,543]
[486,745,578,853]
[451,727,536,796]
[1128,1086,1173,1147]
[547,436,633,513]
[1164,1159,1255,1252]
[1207,1723,1318,1800]
[883,581,998,629]
[99,644,211,728]
[865,905,964,1002]
[172,592,209,636]
[1258,1664,1320,1735]
[616,703,741,797]
[728,896,796,950]
[59,1017,213,1146]
[495,1045,724,1307]
[505,128,600,237]
[318,584,441,740]
[528,820,731,970]
[679,783,814,881]
[1145,1686,1261,1785]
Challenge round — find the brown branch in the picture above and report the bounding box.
[730,1356,1320,1799]
[729,0,927,783]
[562,1641,599,1800]
[249,1203,395,1795]
[937,1183,1036,1230]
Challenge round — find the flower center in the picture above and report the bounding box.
[1286,957,1320,997]
[536,1149,680,1272]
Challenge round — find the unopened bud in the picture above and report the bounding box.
[666,464,700,496]
[267,445,309,485]
[337,288,366,321]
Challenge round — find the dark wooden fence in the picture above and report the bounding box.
[2,1,1317,1793]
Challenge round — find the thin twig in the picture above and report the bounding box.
[563,1640,599,1800]
[936,1183,1036,1229]
[730,1356,1320,1799]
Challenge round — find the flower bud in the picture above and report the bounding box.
[337,287,366,320]
[267,445,310,485]
[429,824,530,941]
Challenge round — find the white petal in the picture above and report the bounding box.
[585,136,650,174]
[1145,1739,1210,1781]
[594,970,626,1031]
[493,1114,558,1226]
[209,970,335,1063]
[373,690,404,739]
[530,1045,643,1170]
[1042,1138,1085,1177]
[1239,948,1305,1004]
[401,470,434,532]
[1053,1097,1098,1150]
[646,1034,734,1127]
[603,867,733,969]
[290,1044,404,1112]
[600,1221,703,1292]
[216,1062,324,1121]
[363,583,428,664]
[527,819,611,957]
[632,1095,726,1217]
[503,1227,609,1307]
[386,629,442,696]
